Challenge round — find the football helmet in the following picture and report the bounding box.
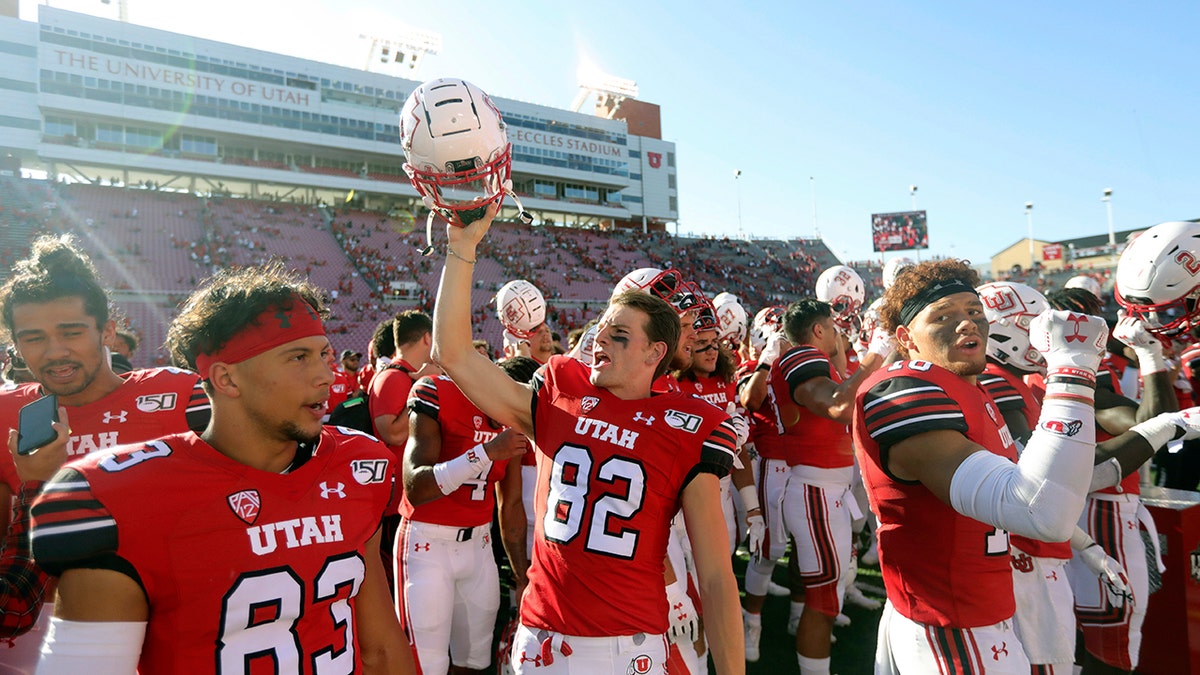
[1064,275,1103,300]
[1115,221,1200,339]
[977,281,1050,372]
[713,293,749,348]
[857,297,885,354]
[815,265,865,335]
[612,268,710,318]
[400,78,531,228]
[750,306,785,351]
[495,280,545,340]
[882,257,916,290]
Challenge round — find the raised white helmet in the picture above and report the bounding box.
[750,306,785,351]
[977,281,1050,372]
[572,323,598,366]
[882,257,916,290]
[1115,221,1200,339]
[815,265,866,335]
[495,279,545,340]
[400,78,513,226]
[857,297,886,354]
[1064,275,1103,300]
[713,293,749,347]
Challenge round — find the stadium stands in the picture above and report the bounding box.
[3,177,867,367]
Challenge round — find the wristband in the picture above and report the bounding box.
[739,485,761,513]
[755,364,770,372]
[432,443,493,495]
[1136,349,1168,376]
[1129,415,1180,452]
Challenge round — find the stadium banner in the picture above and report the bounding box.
[508,128,625,159]
[41,47,320,110]
[1042,243,1063,261]
[870,210,929,252]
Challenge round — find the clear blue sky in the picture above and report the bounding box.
[23,0,1200,266]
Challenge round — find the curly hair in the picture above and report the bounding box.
[166,263,327,372]
[879,259,981,335]
[1,235,109,339]
[1046,287,1102,316]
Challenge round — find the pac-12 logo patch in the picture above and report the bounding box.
[136,392,178,412]
[581,396,600,413]
[664,409,702,433]
[628,654,653,675]
[227,490,261,525]
[351,459,389,485]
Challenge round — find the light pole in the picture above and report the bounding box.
[734,169,743,238]
[1102,188,1115,257]
[910,184,918,210]
[1025,202,1035,272]
[810,176,819,238]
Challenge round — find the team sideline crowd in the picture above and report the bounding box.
[1,78,1199,675]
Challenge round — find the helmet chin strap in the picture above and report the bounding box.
[416,188,533,258]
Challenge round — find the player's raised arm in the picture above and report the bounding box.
[396,79,536,437]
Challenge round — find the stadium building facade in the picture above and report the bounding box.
[0,6,679,231]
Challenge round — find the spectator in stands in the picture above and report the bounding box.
[107,328,139,374]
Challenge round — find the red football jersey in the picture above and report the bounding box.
[771,345,853,469]
[651,373,682,394]
[980,364,1071,560]
[399,376,510,527]
[31,428,394,674]
[0,367,210,492]
[679,373,736,411]
[367,361,417,513]
[854,360,1019,628]
[522,356,737,637]
[736,359,784,460]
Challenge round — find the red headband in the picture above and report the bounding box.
[195,296,325,377]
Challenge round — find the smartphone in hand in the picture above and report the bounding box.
[17,394,59,456]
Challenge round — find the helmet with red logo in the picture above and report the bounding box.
[977,281,1050,372]
[750,306,786,351]
[400,78,531,227]
[495,280,545,340]
[712,292,748,347]
[1115,221,1200,339]
[815,265,865,336]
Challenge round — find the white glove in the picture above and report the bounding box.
[758,332,789,369]
[1113,316,1167,374]
[665,580,698,645]
[865,325,896,360]
[1078,544,1133,609]
[1029,310,1108,376]
[746,514,765,558]
[729,412,750,448]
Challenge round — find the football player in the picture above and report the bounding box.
[977,280,1192,672]
[765,298,892,675]
[370,309,441,591]
[397,357,536,674]
[854,259,1106,673]
[0,235,210,669]
[30,264,414,673]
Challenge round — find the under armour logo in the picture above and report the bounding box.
[834,499,842,508]
[482,533,491,545]
[633,412,655,426]
[413,542,430,552]
[774,465,787,473]
[519,654,543,667]
[991,642,1009,660]
[1046,570,1059,581]
[319,481,345,499]
[1064,313,1089,343]
[275,308,292,328]
[672,601,688,621]
[102,410,128,424]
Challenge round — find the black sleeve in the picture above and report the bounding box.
[860,375,966,451]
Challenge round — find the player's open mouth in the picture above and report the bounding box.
[957,337,981,350]
[43,364,79,381]
[592,352,611,367]
[307,401,328,416]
